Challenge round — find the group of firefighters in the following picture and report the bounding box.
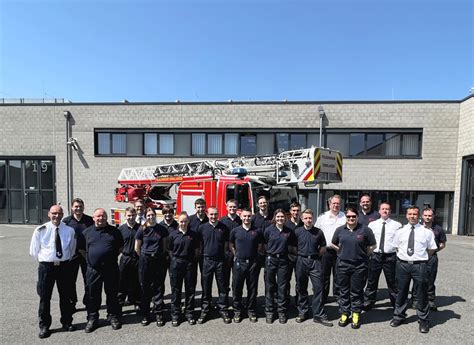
[29,194,446,338]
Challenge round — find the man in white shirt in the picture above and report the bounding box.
[390,206,437,334]
[29,205,76,339]
[315,194,346,304]
[363,202,401,310]
[134,199,147,225]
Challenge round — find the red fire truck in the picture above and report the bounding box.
[111,147,343,225]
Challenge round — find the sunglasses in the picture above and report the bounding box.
[346,215,357,219]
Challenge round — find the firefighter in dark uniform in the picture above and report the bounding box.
[285,202,303,307]
[135,208,169,327]
[363,202,401,310]
[62,197,94,310]
[358,194,380,226]
[264,209,296,324]
[159,205,179,312]
[251,195,272,285]
[197,206,231,324]
[229,208,263,323]
[168,212,200,326]
[390,206,437,333]
[80,208,124,333]
[30,205,76,338]
[220,199,242,301]
[331,207,376,329]
[117,207,141,310]
[188,198,208,233]
[411,207,446,311]
[189,198,208,276]
[294,209,333,327]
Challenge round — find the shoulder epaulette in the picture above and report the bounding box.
[36,225,47,232]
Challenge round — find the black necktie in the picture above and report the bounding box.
[55,227,63,259]
[379,222,386,253]
[407,225,415,257]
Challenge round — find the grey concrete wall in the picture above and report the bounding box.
[0,101,463,226]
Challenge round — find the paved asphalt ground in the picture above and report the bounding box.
[0,224,473,344]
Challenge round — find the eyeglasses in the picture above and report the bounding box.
[346,215,357,219]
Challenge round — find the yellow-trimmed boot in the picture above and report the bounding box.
[338,314,349,327]
[351,312,360,329]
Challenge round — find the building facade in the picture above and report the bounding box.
[0,96,473,234]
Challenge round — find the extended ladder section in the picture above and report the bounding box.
[118,147,343,185]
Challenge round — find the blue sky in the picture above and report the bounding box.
[1,0,472,102]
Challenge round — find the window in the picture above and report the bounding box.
[276,133,289,153]
[127,133,142,156]
[385,134,401,156]
[159,134,174,154]
[366,134,384,156]
[112,134,126,154]
[402,134,420,155]
[192,134,206,155]
[98,133,110,154]
[327,134,350,157]
[290,134,306,150]
[241,135,257,155]
[94,129,421,158]
[144,133,158,155]
[328,131,422,158]
[208,134,223,155]
[349,133,365,156]
[224,134,238,155]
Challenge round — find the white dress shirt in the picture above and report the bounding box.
[315,211,346,247]
[136,214,146,225]
[29,221,76,262]
[391,223,437,261]
[368,218,402,254]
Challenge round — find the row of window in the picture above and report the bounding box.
[95,130,422,158]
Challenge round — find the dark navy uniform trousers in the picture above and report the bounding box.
[118,254,140,306]
[138,254,167,317]
[37,261,73,328]
[201,256,229,314]
[232,257,259,315]
[395,260,430,322]
[336,259,367,314]
[265,255,290,315]
[296,256,325,318]
[85,263,121,321]
[364,252,398,306]
[169,257,197,320]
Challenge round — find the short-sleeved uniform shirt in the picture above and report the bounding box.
[220,215,242,233]
[358,210,380,226]
[81,224,124,268]
[198,222,229,258]
[251,212,272,232]
[63,214,94,256]
[368,218,402,254]
[135,224,169,256]
[168,229,199,259]
[230,225,263,259]
[118,222,140,255]
[160,219,179,235]
[315,211,346,248]
[392,223,437,261]
[264,224,296,255]
[294,226,326,257]
[426,224,447,249]
[331,223,376,262]
[189,214,209,233]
